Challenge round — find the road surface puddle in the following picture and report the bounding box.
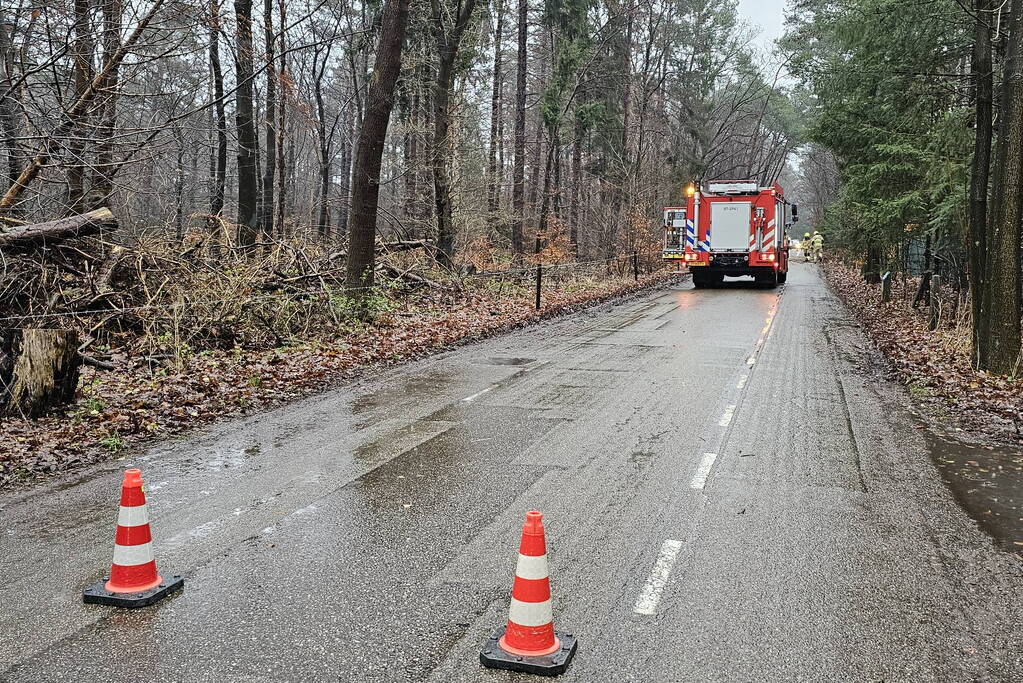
[481,356,535,366]
[925,429,1023,557]
[349,368,457,428]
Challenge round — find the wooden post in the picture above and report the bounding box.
[881,271,892,303]
[633,251,639,281]
[1,329,81,418]
[928,274,941,331]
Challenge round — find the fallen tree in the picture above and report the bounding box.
[326,239,429,262]
[0,209,118,249]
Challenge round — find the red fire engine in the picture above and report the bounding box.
[663,180,796,288]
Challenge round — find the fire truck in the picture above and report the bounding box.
[663,180,796,288]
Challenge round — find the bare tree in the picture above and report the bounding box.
[510,0,527,262]
[234,0,260,244]
[430,0,480,267]
[346,0,413,290]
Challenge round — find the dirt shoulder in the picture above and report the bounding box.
[822,260,1023,443]
[0,271,680,489]
[822,260,1023,558]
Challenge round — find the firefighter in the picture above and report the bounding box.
[810,231,825,263]
[803,232,812,261]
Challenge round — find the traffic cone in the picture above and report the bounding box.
[83,468,184,608]
[480,511,578,676]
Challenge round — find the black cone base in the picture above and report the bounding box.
[480,626,578,677]
[83,574,184,608]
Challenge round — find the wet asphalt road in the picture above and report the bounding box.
[1,263,1021,682]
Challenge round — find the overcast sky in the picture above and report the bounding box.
[737,0,789,52]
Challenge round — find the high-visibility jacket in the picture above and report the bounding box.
[810,234,824,249]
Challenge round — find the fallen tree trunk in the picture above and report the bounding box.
[1,329,82,418]
[0,208,117,249]
[376,261,447,290]
[93,244,127,293]
[327,239,430,262]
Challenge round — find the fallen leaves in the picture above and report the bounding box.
[0,270,675,489]
[823,262,1023,443]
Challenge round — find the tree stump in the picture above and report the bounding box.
[0,329,81,419]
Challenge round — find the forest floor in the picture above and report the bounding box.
[822,260,1023,444]
[0,269,677,489]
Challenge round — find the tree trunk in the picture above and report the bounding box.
[208,0,228,232]
[511,0,527,263]
[337,101,355,234]
[570,122,581,254]
[174,128,185,240]
[983,0,1023,375]
[234,0,260,245]
[345,0,412,291]
[863,244,882,285]
[487,0,504,215]
[433,56,458,267]
[260,0,277,236]
[313,53,332,237]
[431,0,480,268]
[274,0,287,236]
[404,89,418,225]
[537,138,555,237]
[552,128,561,219]
[971,0,994,369]
[0,14,19,189]
[66,0,94,214]
[88,0,122,210]
[0,329,81,419]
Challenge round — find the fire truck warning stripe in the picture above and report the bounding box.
[508,597,554,627]
[116,505,150,528]
[112,541,156,567]
[514,553,550,580]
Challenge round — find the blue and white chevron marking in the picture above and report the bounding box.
[699,229,711,252]
[685,219,697,248]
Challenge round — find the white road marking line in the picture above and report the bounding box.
[691,452,718,490]
[634,539,684,615]
[737,375,748,390]
[718,405,736,427]
[461,386,495,402]
[746,357,756,366]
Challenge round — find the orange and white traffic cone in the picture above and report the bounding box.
[480,511,578,676]
[83,468,184,608]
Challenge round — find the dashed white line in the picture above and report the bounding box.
[690,452,718,490]
[461,386,495,402]
[718,405,736,427]
[737,375,748,390]
[634,539,684,615]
